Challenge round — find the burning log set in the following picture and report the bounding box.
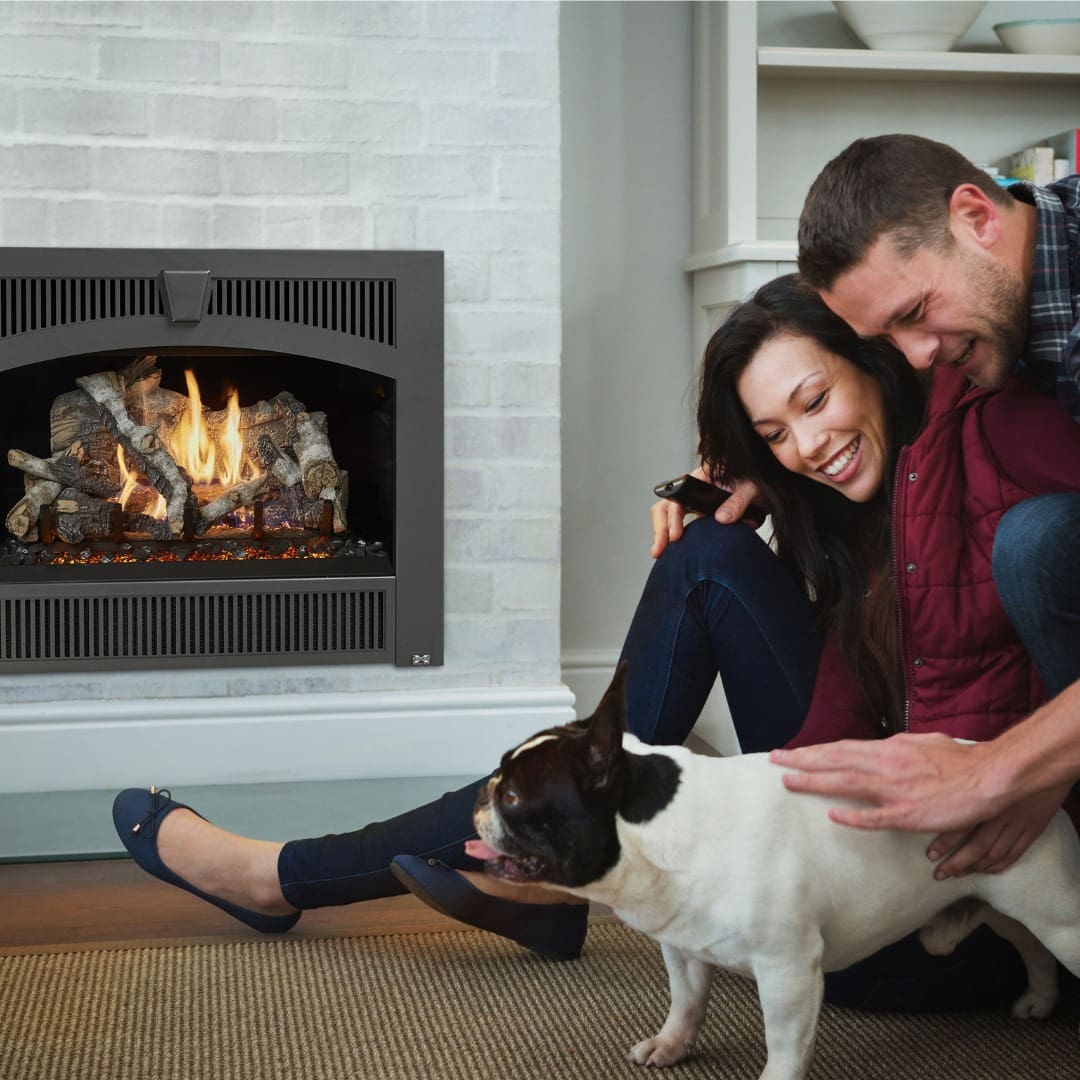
[5,355,349,547]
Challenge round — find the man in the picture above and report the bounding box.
[772,134,1080,881]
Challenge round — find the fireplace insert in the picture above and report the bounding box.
[0,248,443,671]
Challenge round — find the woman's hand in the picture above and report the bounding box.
[927,783,1071,879]
[650,470,763,558]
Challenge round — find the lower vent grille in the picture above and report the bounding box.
[0,588,388,664]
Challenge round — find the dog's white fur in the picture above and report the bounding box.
[478,735,1080,1079]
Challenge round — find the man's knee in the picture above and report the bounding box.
[993,494,1080,601]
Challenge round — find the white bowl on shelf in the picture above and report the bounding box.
[994,19,1080,55]
[834,1,986,51]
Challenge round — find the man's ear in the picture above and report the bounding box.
[586,662,628,789]
[948,183,1002,251]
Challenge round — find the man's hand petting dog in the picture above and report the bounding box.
[470,665,1080,1079]
[770,736,1071,875]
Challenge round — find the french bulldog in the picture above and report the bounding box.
[465,665,1080,1079]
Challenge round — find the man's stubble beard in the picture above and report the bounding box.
[963,252,1028,389]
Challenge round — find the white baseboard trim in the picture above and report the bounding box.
[0,685,577,794]
[561,649,621,672]
[560,648,619,717]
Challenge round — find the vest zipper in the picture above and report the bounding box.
[892,447,912,733]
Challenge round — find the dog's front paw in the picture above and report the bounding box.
[629,1036,689,1068]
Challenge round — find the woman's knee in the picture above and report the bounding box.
[650,517,772,593]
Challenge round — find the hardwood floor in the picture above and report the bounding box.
[0,858,611,957]
[0,859,456,956]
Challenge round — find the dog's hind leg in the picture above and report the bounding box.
[998,915,1061,1021]
[628,943,714,1068]
[921,899,1059,1019]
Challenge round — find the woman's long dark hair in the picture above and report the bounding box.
[697,274,927,734]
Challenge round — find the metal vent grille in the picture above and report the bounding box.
[207,278,396,344]
[0,588,387,663]
[0,278,165,338]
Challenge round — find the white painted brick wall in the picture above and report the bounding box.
[0,0,563,705]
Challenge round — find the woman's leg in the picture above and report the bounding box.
[619,517,823,752]
[154,518,820,915]
[277,779,490,909]
[280,519,823,907]
[143,776,590,959]
[153,777,491,914]
[277,520,820,908]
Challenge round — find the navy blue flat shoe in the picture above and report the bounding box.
[390,854,588,961]
[112,787,300,935]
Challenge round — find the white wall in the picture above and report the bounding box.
[0,0,574,792]
[559,1,699,716]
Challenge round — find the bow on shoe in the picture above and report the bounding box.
[131,786,172,838]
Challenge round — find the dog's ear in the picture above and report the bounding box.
[586,662,628,790]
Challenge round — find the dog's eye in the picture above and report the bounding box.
[502,787,520,808]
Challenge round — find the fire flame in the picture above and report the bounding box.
[117,369,256,518]
[116,445,166,520]
[219,388,249,488]
[116,445,138,508]
[174,369,216,482]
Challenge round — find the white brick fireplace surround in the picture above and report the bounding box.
[0,1,570,795]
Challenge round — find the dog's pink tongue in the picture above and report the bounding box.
[465,839,500,861]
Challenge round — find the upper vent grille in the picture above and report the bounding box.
[208,278,395,343]
[0,278,165,337]
[0,275,397,345]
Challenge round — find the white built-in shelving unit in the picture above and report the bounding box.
[688,0,1080,356]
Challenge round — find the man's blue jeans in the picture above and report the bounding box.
[278,518,1023,1011]
[993,493,1080,698]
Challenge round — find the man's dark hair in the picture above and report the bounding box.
[797,134,1012,290]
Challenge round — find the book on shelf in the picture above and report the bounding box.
[1010,145,1055,186]
[1043,128,1079,180]
[1000,130,1079,186]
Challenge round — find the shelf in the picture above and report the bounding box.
[684,241,796,274]
[759,46,1080,83]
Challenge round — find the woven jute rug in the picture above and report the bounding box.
[2,922,1077,1080]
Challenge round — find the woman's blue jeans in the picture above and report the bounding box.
[278,518,1023,1011]
[277,520,818,905]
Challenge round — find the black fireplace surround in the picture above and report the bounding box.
[0,248,443,671]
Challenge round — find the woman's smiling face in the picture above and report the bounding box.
[736,333,889,503]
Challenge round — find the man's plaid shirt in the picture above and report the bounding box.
[1011,174,1080,421]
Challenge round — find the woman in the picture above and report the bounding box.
[115,275,1080,1010]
